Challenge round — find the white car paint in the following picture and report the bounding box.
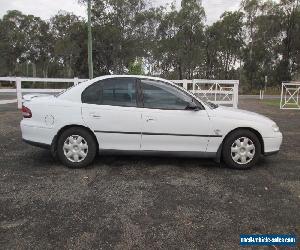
[82,104,142,150]
[139,108,212,152]
[21,75,282,161]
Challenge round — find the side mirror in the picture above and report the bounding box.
[186,101,200,111]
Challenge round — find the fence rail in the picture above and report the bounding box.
[0,77,87,108]
[0,77,239,109]
[172,79,239,108]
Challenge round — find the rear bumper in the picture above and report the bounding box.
[21,120,55,146]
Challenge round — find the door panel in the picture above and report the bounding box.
[81,77,142,150]
[139,78,213,152]
[82,104,142,150]
[141,109,212,152]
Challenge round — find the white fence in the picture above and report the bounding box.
[173,79,239,108]
[0,77,239,109]
[280,82,300,110]
[259,90,264,100]
[0,77,87,109]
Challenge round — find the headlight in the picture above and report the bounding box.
[272,124,280,132]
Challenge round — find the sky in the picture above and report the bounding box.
[0,0,241,24]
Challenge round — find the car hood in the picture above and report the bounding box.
[208,105,275,125]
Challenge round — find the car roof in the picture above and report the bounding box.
[90,74,173,84]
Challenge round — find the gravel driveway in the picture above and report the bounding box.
[0,99,299,249]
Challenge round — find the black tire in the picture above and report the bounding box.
[222,129,261,170]
[57,127,97,168]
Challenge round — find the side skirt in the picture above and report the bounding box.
[99,149,216,158]
[23,139,50,149]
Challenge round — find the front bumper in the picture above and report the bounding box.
[264,150,280,156]
[263,133,283,155]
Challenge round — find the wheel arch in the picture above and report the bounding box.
[50,124,99,157]
[215,127,264,163]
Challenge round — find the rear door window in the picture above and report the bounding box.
[82,78,137,107]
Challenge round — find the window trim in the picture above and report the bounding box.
[137,78,205,111]
[81,77,139,108]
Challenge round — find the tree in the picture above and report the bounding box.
[204,11,244,79]
[51,11,86,78]
[1,0,300,89]
[21,14,53,78]
[154,0,205,79]
[276,0,300,82]
[91,0,148,75]
[128,58,144,75]
[241,0,262,89]
[241,0,300,88]
[0,10,26,76]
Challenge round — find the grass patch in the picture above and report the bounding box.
[262,99,299,108]
[262,99,281,107]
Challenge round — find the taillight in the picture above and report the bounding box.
[22,105,32,118]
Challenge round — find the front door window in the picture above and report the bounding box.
[140,79,192,110]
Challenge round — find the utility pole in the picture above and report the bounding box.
[87,0,93,79]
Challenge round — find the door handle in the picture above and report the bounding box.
[90,113,101,119]
[146,117,155,122]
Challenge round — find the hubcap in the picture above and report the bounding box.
[231,137,255,165]
[63,135,88,163]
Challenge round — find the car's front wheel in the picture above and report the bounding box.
[57,127,97,168]
[222,129,261,169]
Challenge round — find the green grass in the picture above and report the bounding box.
[262,99,299,108]
[262,99,281,107]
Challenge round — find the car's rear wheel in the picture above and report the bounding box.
[222,129,261,169]
[57,127,97,168]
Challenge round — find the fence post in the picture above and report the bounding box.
[260,90,261,99]
[74,77,79,86]
[233,81,239,108]
[214,83,217,102]
[192,79,196,94]
[183,79,188,90]
[280,83,284,109]
[16,77,22,109]
[259,90,261,100]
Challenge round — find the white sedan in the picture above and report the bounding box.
[21,75,282,169]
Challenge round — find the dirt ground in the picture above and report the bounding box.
[0,99,299,249]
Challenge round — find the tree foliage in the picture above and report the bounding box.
[0,0,300,90]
